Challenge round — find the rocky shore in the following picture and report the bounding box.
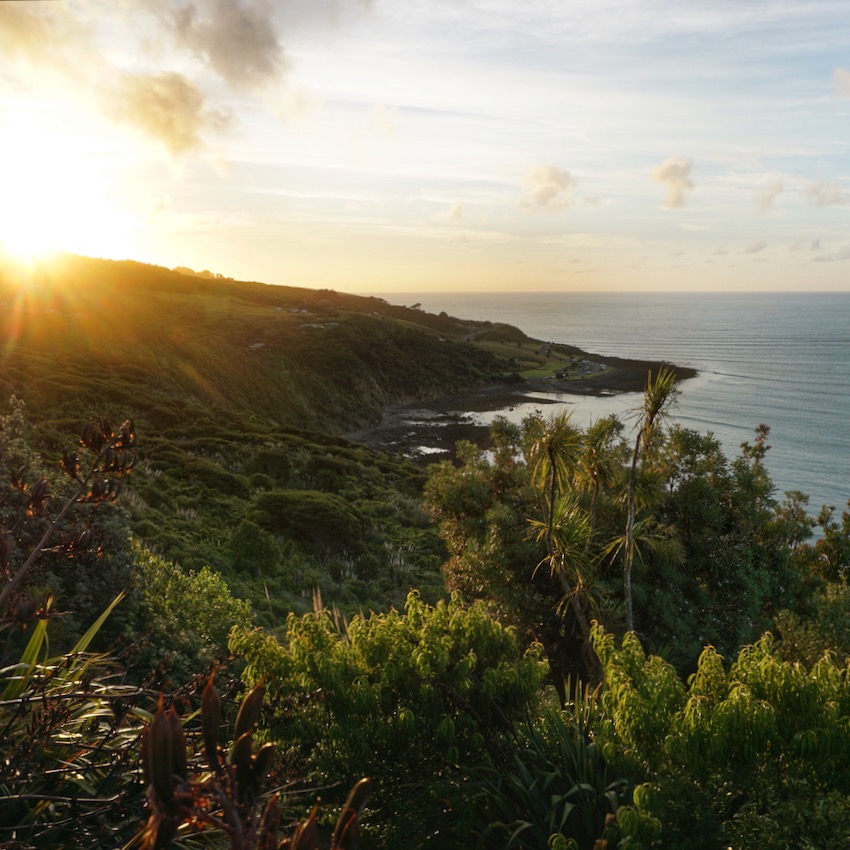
[346,354,696,460]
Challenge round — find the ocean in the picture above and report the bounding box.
[388,292,850,517]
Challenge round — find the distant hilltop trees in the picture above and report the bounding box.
[173,265,230,281]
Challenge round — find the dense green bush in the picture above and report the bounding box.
[125,546,253,683]
[592,626,850,850]
[230,591,548,847]
[251,489,364,552]
[450,705,624,850]
[774,580,850,667]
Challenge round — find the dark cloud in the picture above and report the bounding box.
[650,156,694,209]
[522,165,575,211]
[743,240,766,254]
[170,0,286,88]
[106,72,229,155]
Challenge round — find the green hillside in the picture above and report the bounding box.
[0,254,517,431]
[5,255,850,850]
[0,253,553,622]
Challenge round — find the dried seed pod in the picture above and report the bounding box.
[114,420,136,449]
[61,449,79,479]
[331,778,371,850]
[229,730,254,803]
[147,702,176,803]
[80,421,106,453]
[140,725,152,789]
[166,706,187,783]
[234,680,265,739]
[0,534,11,568]
[252,742,276,788]
[28,479,49,513]
[12,464,28,489]
[201,675,222,771]
[288,804,319,850]
[332,813,360,850]
[257,794,281,850]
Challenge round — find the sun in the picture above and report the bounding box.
[0,120,139,266]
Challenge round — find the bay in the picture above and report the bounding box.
[386,292,850,516]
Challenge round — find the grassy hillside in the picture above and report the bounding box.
[0,254,541,620]
[1,254,517,433]
[0,253,692,625]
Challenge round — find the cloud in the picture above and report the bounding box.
[448,200,465,220]
[756,179,783,214]
[106,72,229,155]
[790,237,820,252]
[813,245,850,263]
[743,240,766,254]
[833,67,850,97]
[521,165,575,211]
[802,181,847,207]
[169,0,286,88]
[650,156,694,209]
[0,2,86,66]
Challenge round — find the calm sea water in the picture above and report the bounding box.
[388,292,850,515]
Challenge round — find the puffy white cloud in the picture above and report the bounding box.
[756,179,783,214]
[521,165,575,212]
[802,181,847,207]
[106,72,229,155]
[650,156,694,209]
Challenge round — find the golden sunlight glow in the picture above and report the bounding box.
[0,116,140,265]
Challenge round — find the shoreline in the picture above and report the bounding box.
[346,355,697,459]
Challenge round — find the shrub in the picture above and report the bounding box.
[451,706,624,850]
[252,489,364,552]
[125,546,253,683]
[229,591,548,847]
[592,626,850,850]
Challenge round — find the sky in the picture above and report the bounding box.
[2,0,850,293]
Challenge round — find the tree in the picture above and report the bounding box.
[425,426,595,688]
[526,412,594,643]
[623,367,678,632]
[229,591,547,847]
[592,626,850,850]
[0,398,136,644]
